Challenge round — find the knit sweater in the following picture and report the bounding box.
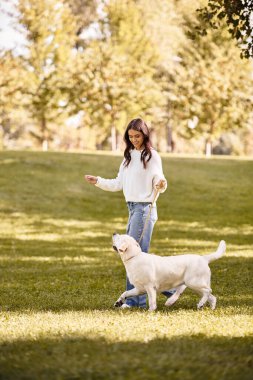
[95,149,167,203]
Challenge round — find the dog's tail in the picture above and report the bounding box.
[204,240,226,263]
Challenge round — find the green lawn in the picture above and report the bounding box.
[0,150,252,380]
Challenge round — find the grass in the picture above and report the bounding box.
[0,150,252,380]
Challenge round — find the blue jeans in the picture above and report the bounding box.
[126,202,156,307]
[125,202,174,307]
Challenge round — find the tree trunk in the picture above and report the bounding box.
[205,124,214,157]
[111,125,117,151]
[205,139,212,157]
[42,139,48,151]
[0,127,3,150]
[41,116,48,151]
[166,124,175,152]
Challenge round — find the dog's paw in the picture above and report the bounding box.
[165,299,175,307]
[114,300,124,308]
[197,302,205,310]
[148,307,157,312]
[209,295,217,310]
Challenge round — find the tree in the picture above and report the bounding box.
[64,0,98,47]
[196,0,253,58]
[167,18,253,155]
[15,0,80,149]
[72,0,165,150]
[0,51,26,148]
[136,0,196,152]
[64,0,97,30]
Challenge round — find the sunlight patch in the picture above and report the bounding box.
[0,255,98,263]
[1,159,20,165]
[158,221,253,236]
[0,310,252,344]
[153,239,253,257]
[16,233,62,241]
[0,213,125,239]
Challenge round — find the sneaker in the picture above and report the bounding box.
[162,290,176,298]
[114,300,133,308]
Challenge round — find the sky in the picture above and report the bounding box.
[0,0,25,52]
[0,0,99,53]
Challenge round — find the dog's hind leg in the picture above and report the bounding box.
[185,267,213,310]
[196,288,212,310]
[208,294,217,310]
[165,284,187,307]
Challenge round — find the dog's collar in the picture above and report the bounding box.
[123,255,136,263]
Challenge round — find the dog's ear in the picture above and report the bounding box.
[118,241,128,253]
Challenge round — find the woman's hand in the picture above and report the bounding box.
[84,175,98,185]
[155,179,167,192]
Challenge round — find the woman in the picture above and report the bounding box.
[85,118,173,308]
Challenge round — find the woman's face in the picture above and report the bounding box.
[128,129,144,150]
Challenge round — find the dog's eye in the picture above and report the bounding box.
[112,245,118,252]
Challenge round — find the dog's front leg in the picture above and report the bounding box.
[145,286,157,311]
[114,287,142,307]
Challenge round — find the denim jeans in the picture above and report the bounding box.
[125,202,157,307]
[125,202,175,308]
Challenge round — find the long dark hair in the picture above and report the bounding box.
[123,118,152,169]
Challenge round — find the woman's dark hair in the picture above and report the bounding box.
[123,118,152,169]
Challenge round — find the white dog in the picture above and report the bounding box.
[112,233,226,311]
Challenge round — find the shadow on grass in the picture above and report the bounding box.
[0,238,252,312]
[0,334,252,380]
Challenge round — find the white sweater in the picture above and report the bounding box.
[95,149,167,203]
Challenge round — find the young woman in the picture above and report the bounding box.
[85,118,173,308]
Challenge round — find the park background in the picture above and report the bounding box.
[0,1,253,380]
[0,0,253,156]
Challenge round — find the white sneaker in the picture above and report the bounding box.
[120,303,131,309]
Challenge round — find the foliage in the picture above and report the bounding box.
[0,0,253,154]
[0,150,253,379]
[16,0,80,148]
[196,0,253,58]
[73,0,165,149]
[64,0,98,37]
[0,51,26,146]
[135,0,190,150]
[137,0,193,70]
[166,16,253,153]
